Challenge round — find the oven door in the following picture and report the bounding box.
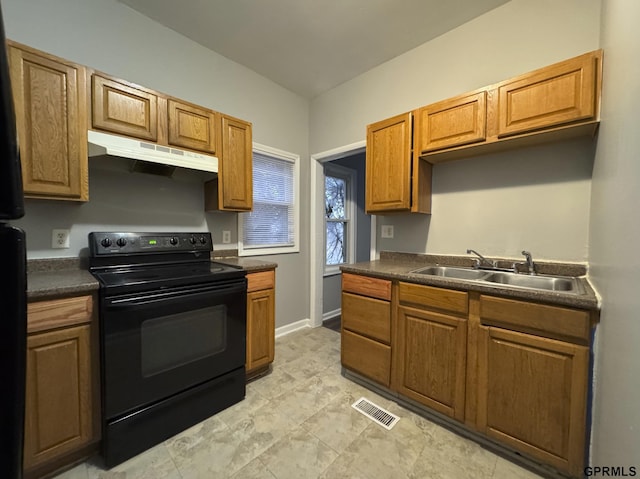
[101,278,246,420]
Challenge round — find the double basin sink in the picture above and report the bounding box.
[410,266,584,294]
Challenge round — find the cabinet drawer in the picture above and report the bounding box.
[399,282,468,315]
[27,295,93,334]
[479,295,591,344]
[247,270,275,292]
[342,292,391,344]
[342,273,391,301]
[341,329,391,387]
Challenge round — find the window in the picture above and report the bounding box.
[324,164,355,274]
[238,143,299,256]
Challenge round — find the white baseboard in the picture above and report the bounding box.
[275,318,312,339]
[322,308,341,321]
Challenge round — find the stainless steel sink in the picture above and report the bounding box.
[410,266,492,281]
[409,266,583,294]
[484,272,580,292]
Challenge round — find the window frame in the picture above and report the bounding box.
[238,143,300,257]
[324,163,356,276]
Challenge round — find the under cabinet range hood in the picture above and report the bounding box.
[88,130,218,176]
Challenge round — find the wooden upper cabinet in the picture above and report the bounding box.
[366,112,412,213]
[416,49,603,163]
[91,74,158,141]
[167,99,217,154]
[418,91,487,153]
[497,50,601,137]
[477,327,589,477]
[216,115,253,211]
[8,42,88,201]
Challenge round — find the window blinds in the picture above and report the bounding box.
[242,151,295,249]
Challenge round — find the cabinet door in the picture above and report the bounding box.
[24,325,93,469]
[92,74,158,141]
[396,305,467,421]
[477,327,588,476]
[167,99,217,154]
[366,112,412,213]
[497,51,599,137]
[246,288,275,373]
[218,115,253,211]
[8,44,88,201]
[418,91,487,153]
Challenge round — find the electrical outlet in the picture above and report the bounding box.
[52,229,70,249]
[381,225,394,239]
[222,230,231,244]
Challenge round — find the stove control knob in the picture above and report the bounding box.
[199,236,207,244]
[116,237,127,247]
[101,237,112,248]
[189,236,197,245]
[170,237,179,246]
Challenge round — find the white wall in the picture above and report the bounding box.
[3,0,310,328]
[311,0,601,262]
[588,0,640,467]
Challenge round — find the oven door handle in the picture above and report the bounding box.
[104,283,246,310]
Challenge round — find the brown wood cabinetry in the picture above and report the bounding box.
[339,271,596,477]
[417,91,487,153]
[205,115,253,211]
[477,326,589,477]
[417,49,602,163]
[395,283,467,421]
[91,74,158,142]
[167,99,217,154]
[8,41,88,201]
[497,51,599,138]
[475,294,592,477]
[365,113,432,214]
[91,73,219,156]
[246,270,275,377]
[341,273,392,386]
[24,295,97,476]
[366,113,412,213]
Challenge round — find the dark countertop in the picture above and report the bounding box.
[27,265,99,301]
[27,255,278,301]
[214,257,278,272]
[341,252,600,311]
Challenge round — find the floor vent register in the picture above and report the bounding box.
[351,397,400,430]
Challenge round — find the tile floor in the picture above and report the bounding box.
[53,326,544,479]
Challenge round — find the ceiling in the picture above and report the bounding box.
[119,0,510,99]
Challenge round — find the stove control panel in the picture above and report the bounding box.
[89,232,212,256]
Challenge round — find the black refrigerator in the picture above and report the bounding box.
[0,4,27,479]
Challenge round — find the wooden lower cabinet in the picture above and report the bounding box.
[24,295,97,476]
[341,274,392,387]
[246,270,276,377]
[340,272,594,477]
[477,326,589,477]
[396,305,467,421]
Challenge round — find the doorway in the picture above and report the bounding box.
[310,141,375,328]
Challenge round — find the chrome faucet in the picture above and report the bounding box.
[521,250,535,275]
[466,249,495,269]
